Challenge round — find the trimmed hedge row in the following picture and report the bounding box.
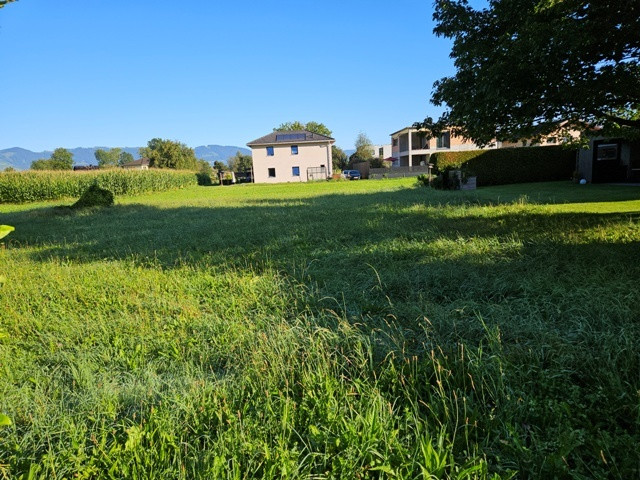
[0,169,198,203]
[429,146,576,186]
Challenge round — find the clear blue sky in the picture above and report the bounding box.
[0,0,475,152]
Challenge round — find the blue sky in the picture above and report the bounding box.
[0,0,472,152]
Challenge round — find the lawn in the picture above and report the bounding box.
[1,178,639,479]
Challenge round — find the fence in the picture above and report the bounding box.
[307,166,327,181]
[369,165,432,179]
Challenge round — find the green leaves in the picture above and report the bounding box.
[0,225,14,240]
[140,138,198,170]
[274,121,333,138]
[0,170,197,203]
[0,414,11,427]
[31,148,74,170]
[426,0,640,143]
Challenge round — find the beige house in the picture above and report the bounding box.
[390,127,492,167]
[121,158,150,170]
[247,130,334,183]
[390,126,578,166]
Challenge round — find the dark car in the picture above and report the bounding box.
[342,169,361,180]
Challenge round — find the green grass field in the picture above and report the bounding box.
[1,178,639,479]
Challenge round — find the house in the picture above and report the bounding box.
[247,130,334,183]
[121,158,150,170]
[577,138,640,183]
[390,127,493,167]
[371,144,392,159]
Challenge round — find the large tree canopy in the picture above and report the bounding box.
[274,121,333,138]
[418,0,640,145]
[228,151,253,173]
[31,148,74,170]
[94,148,122,168]
[139,138,197,170]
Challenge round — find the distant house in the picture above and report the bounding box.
[577,138,640,183]
[247,130,334,183]
[121,158,150,170]
[390,127,493,167]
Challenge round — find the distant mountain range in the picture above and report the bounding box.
[0,145,251,171]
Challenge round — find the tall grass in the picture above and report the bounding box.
[0,179,638,478]
[0,169,198,203]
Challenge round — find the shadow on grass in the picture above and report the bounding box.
[4,188,638,307]
[3,185,640,477]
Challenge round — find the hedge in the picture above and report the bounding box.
[0,169,199,203]
[429,146,576,186]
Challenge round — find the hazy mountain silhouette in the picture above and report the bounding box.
[0,145,251,170]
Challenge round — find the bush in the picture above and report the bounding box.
[196,160,214,186]
[0,169,198,203]
[71,184,114,209]
[430,146,576,186]
[416,174,431,187]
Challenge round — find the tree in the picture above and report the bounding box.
[332,146,348,171]
[139,138,197,170]
[212,160,227,173]
[50,148,74,170]
[418,0,640,145]
[118,151,134,166]
[32,148,74,170]
[228,151,253,173]
[94,148,122,168]
[274,121,333,137]
[196,160,214,186]
[0,0,18,8]
[30,159,50,170]
[351,133,374,162]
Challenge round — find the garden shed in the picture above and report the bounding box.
[577,138,640,183]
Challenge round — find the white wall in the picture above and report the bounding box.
[251,142,332,183]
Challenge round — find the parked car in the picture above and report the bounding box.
[342,169,361,180]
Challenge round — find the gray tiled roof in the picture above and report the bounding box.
[121,158,150,167]
[247,130,334,147]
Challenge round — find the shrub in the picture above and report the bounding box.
[417,174,431,187]
[71,184,114,209]
[0,169,198,203]
[196,160,214,186]
[430,146,576,186]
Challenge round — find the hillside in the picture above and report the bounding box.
[0,145,251,170]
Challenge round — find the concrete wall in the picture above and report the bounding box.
[577,147,592,182]
[251,142,332,183]
[371,144,392,159]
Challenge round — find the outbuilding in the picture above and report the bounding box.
[577,138,640,183]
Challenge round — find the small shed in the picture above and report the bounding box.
[577,138,640,183]
[122,158,150,170]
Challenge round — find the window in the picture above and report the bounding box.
[291,145,298,155]
[268,167,276,177]
[266,146,274,156]
[436,132,451,149]
[392,138,398,146]
[597,144,618,161]
[292,166,300,176]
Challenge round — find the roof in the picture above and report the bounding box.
[122,158,150,167]
[389,126,423,137]
[247,130,335,147]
